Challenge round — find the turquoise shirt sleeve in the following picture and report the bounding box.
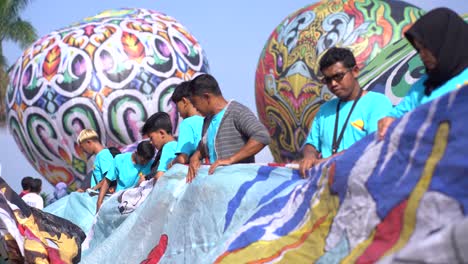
[105,156,118,181]
[366,93,393,133]
[175,119,197,156]
[304,111,322,152]
[140,160,153,177]
[157,141,177,172]
[388,76,426,119]
[92,149,113,187]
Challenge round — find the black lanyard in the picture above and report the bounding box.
[332,89,363,155]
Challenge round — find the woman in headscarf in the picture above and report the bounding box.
[378,7,468,139]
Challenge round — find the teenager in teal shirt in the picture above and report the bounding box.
[141,112,177,180]
[378,8,468,140]
[77,129,114,190]
[299,47,392,177]
[96,141,154,212]
[170,81,204,165]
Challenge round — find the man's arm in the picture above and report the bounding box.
[170,153,189,167]
[186,150,202,183]
[208,139,265,174]
[96,178,110,213]
[92,178,105,191]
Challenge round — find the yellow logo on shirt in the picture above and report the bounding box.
[351,119,366,132]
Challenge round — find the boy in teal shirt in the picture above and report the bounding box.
[96,141,154,212]
[141,112,178,180]
[77,129,114,190]
[170,81,204,165]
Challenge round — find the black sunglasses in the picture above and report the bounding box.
[320,68,352,84]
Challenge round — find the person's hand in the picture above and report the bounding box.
[299,156,319,178]
[186,157,201,183]
[377,116,396,140]
[208,158,233,175]
[76,188,85,193]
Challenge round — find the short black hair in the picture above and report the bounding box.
[30,178,42,193]
[109,180,117,189]
[319,47,357,72]
[189,74,222,97]
[171,81,191,104]
[136,140,155,161]
[141,112,173,135]
[21,176,34,190]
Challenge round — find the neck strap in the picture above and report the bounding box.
[331,89,363,155]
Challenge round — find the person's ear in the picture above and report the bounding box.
[203,93,210,103]
[159,129,166,138]
[352,66,360,78]
[182,97,190,107]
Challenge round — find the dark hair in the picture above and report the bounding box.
[109,180,117,189]
[21,176,34,190]
[136,140,155,161]
[171,81,191,104]
[141,112,173,135]
[30,178,42,193]
[319,47,357,72]
[189,74,222,97]
[108,147,121,158]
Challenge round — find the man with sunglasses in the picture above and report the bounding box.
[299,47,392,177]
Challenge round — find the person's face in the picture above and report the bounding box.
[146,130,165,150]
[190,94,210,116]
[413,40,437,71]
[79,140,93,155]
[175,98,190,119]
[321,62,359,101]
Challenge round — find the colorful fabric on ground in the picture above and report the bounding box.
[0,178,85,263]
[43,191,100,233]
[51,85,468,263]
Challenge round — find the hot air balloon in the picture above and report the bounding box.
[5,8,210,188]
[255,0,424,162]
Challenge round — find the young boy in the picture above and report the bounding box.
[96,141,155,212]
[77,129,114,191]
[170,81,204,166]
[141,112,177,180]
[22,178,44,209]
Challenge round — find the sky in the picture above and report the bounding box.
[1,0,467,195]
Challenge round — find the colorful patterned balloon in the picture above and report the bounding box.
[5,8,210,188]
[360,37,424,105]
[255,0,423,162]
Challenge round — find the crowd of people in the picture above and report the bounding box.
[19,8,468,213]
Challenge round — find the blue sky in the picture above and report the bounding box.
[1,0,467,194]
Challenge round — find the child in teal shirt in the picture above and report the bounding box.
[141,112,177,180]
[170,81,204,165]
[77,129,114,190]
[95,141,154,212]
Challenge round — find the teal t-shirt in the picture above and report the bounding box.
[106,152,153,191]
[207,108,226,163]
[157,141,177,173]
[175,115,204,156]
[389,68,468,118]
[91,148,114,188]
[305,91,392,158]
